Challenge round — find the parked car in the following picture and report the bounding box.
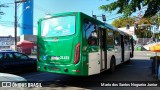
[0,72,27,81]
[0,49,14,52]
[0,51,37,73]
[0,73,28,90]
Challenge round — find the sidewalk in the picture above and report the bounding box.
[134,51,160,57]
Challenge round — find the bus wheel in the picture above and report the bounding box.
[110,57,116,73]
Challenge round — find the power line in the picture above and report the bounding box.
[0,1,9,16]
[34,3,52,14]
[0,20,37,27]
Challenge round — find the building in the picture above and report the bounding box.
[0,36,15,50]
[19,34,37,43]
[17,0,35,54]
[0,36,21,50]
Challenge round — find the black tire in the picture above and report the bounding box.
[110,57,116,73]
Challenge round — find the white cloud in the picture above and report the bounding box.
[0,25,38,36]
[33,27,37,35]
[0,25,14,36]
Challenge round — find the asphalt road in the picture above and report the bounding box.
[19,51,160,90]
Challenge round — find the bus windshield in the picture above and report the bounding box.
[41,16,75,37]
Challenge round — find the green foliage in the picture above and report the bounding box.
[111,17,154,28]
[135,28,152,38]
[111,17,135,28]
[111,17,157,38]
[137,18,153,25]
[99,0,160,17]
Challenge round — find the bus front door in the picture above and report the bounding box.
[100,28,107,71]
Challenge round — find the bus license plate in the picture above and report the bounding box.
[51,56,60,60]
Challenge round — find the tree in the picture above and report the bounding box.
[111,17,153,28]
[99,0,160,17]
[111,17,135,28]
[137,18,153,25]
[111,17,154,38]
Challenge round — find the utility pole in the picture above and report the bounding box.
[14,0,28,51]
[14,0,17,51]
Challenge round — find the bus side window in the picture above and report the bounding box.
[100,29,104,48]
[124,36,128,45]
[115,37,120,45]
[114,31,120,46]
[124,35,130,45]
[88,31,98,45]
[84,20,98,46]
[107,29,114,47]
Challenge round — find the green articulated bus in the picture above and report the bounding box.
[37,12,134,76]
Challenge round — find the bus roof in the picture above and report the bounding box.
[105,23,131,36]
[40,12,104,25]
[105,23,118,31]
[39,12,131,37]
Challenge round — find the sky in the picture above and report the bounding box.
[0,0,129,36]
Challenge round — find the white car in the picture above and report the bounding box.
[0,73,28,90]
